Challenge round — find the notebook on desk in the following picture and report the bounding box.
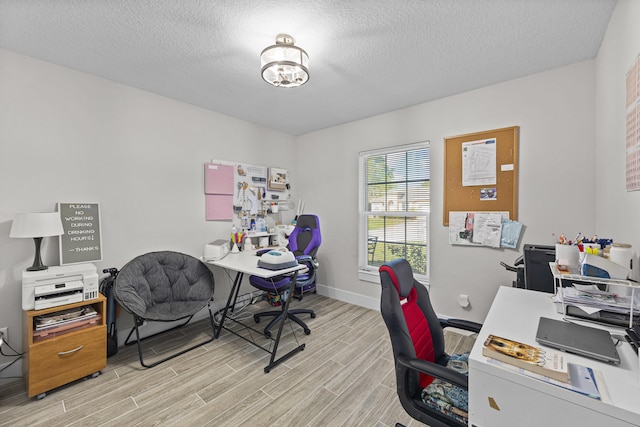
[535,317,621,364]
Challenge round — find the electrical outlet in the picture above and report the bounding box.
[0,327,7,343]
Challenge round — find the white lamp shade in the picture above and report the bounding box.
[10,212,64,238]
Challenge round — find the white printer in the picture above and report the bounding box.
[22,263,100,311]
[203,239,230,261]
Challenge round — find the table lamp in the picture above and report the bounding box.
[10,212,64,271]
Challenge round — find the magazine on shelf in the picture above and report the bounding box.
[482,334,569,383]
[34,306,98,330]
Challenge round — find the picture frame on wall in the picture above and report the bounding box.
[57,202,103,265]
[268,167,288,191]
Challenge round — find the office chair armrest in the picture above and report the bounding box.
[296,255,319,269]
[439,318,482,334]
[397,354,468,389]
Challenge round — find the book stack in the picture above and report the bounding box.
[482,334,569,382]
[33,306,100,342]
[482,334,604,400]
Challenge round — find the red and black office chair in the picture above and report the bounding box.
[379,258,481,427]
[249,214,321,337]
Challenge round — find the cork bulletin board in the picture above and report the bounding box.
[443,126,519,225]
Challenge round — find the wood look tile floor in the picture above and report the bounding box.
[0,294,476,427]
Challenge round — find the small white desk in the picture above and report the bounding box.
[469,286,640,427]
[206,250,306,373]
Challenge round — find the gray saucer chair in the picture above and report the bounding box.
[114,251,215,368]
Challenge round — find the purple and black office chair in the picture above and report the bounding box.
[249,214,321,337]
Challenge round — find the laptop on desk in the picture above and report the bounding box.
[535,317,621,364]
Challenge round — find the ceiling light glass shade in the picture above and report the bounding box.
[261,34,309,88]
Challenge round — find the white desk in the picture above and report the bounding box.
[206,250,306,373]
[469,286,640,427]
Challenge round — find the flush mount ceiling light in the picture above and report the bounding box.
[260,34,309,88]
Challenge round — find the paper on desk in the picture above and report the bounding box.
[486,359,604,400]
[568,363,601,400]
[592,368,611,404]
[553,286,640,315]
[570,304,603,315]
[573,284,608,293]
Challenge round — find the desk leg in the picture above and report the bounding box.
[214,271,244,339]
[264,270,305,373]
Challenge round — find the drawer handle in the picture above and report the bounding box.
[58,345,84,356]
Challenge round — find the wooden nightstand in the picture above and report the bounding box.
[22,295,106,399]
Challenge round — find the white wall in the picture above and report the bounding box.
[0,48,297,375]
[297,60,597,322]
[595,0,640,281]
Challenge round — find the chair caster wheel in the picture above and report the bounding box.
[310,313,316,318]
[304,329,311,335]
[254,315,260,323]
[264,331,271,338]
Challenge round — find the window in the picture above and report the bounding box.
[358,142,430,282]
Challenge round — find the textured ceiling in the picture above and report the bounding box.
[0,0,617,135]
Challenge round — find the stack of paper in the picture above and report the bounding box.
[553,284,640,316]
[34,306,98,330]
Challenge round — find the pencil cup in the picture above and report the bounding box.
[555,244,579,270]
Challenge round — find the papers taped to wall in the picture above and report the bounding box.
[448,211,522,249]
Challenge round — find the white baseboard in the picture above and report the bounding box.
[314,284,465,330]
[315,283,380,311]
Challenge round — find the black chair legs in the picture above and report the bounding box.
[254,307,315,337]
[124,303,216,368]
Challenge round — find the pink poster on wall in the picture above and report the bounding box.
[204,163,234,220]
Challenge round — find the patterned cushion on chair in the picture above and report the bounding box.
[420,353,469,425]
